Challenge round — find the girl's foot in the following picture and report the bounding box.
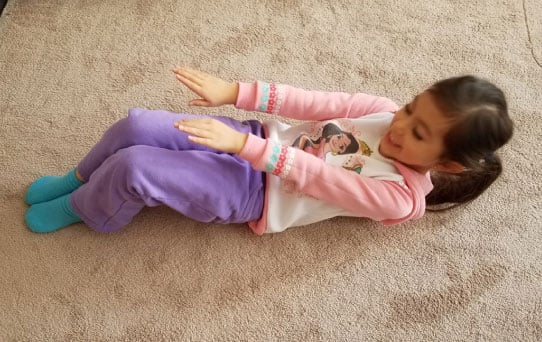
[25,168,84,205]
[25,194,82,233]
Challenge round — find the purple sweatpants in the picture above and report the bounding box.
[70,108,265,233]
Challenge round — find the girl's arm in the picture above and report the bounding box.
[239,134,416,221]
[235,81,399,120]
[173,67,399,119]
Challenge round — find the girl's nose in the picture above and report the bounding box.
[394,118,407,135]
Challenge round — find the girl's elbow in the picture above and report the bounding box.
[383,198,414,220]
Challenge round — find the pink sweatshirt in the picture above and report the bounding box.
[235,81,433,235]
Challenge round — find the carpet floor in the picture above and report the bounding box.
[1,0,541,340]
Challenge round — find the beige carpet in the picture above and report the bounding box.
[1,0,541,340]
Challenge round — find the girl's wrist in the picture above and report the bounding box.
[235,132,249,154]
[227,83,239,105]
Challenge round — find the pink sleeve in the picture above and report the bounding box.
[239,134,415,222]
[235,81,399,120]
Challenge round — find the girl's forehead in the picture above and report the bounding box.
[415,92,455,134]
[417,92,444,114]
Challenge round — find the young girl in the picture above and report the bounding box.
[24,68,513,234]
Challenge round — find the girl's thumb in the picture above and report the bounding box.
[189,99,211,107]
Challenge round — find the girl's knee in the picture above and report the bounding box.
[108,108,165,146]
[124,108,155,136]
[123,109,191,144]
[107,146,166,206]
[104,111,148,146]
[109,146,149,180]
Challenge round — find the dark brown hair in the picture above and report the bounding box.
[425,75,514,209]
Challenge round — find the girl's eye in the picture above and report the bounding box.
[405,104,412,114]
[412,128,423,140]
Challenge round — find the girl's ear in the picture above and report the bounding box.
[432,160,465,174]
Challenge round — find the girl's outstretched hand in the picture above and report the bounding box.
[173,67,239,107]
[174,118,248,154]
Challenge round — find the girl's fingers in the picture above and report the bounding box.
[179,118,213,127]
[185,67,207,80]
[175,67,204,83]
[175,119,213,137]
[175,74,200,91]
[178,126,208,139]
[179,125,217,149]
[186,135,211,146]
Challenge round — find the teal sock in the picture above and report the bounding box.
[25,194,82,233]
[25,168,84,205]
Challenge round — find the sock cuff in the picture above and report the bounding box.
[60,194,80,220]
[67,168,84,188]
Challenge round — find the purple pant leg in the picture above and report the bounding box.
[77,108,232,180]
[70,109,265,233]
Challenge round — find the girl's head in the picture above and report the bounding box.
[379,75,514,207]
[426,75,513,206]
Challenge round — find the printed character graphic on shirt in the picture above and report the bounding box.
[291,122,372,174]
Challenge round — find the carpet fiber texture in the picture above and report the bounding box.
[1,1,541,341]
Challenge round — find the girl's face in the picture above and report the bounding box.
[329,133,352,154]
[379,91,453,173]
